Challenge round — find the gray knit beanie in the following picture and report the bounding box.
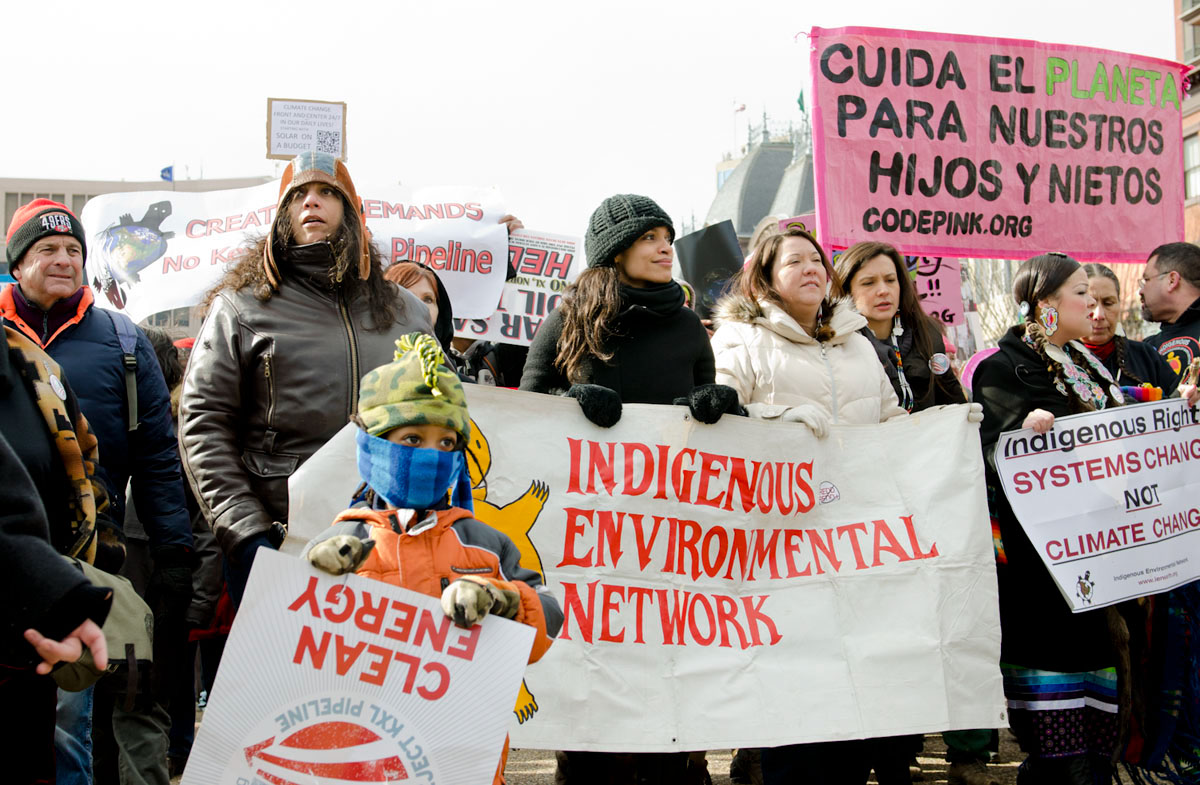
[584,194,674,269]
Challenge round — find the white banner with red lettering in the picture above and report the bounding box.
[994,399,1200,612]
[286,386,1004,750]
[80,181,508,322]
[181,549,534,785]
[453,229,582,347]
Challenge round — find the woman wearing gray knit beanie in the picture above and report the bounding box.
[520,195,742,784]
[520,194,743,428]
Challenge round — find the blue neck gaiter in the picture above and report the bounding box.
[355,430,473,513]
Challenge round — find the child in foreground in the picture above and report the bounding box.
[301,333,562,785]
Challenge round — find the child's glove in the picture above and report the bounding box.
[440,576,521,627]
[566,384,622,428]
[674,384,745,424]
[307,535,375,575]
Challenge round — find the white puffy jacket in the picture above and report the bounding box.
[711,295,907,425]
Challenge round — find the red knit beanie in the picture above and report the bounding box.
[6,199,87,268]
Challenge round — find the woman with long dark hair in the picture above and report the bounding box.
[839,245,996,782]
[521,194,733,425]
[837,242,964,412]
[180,151,434,603]
[521,193,736,785]
[973,253,1131,785]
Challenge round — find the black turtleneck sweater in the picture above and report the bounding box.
[519,281,715,404]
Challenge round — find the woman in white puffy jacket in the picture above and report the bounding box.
[712,227,907,436]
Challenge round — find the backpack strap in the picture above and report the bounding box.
[104,309,139,431]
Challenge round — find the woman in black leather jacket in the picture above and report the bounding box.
[179,151,433,603]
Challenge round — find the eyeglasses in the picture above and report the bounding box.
[1138,271,1170,289]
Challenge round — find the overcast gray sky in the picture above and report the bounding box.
[1,0,1176,237]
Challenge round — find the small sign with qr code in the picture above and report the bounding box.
[266,98,347,161]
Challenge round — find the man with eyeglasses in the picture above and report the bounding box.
[1140,242,1200,381]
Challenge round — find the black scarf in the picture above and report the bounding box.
[618,281,685,318]
[281,242,342,291]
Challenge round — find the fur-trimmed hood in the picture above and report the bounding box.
[713,293,866,345]
[710,293,907,426]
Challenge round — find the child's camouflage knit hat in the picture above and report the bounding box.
[357,333,471,441]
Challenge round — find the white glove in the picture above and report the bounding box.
[440,576,520,627]
[780,405,831,438]
[307,535,375,575]
[967,402,984,423]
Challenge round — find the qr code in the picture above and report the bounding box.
[316,130,341,155]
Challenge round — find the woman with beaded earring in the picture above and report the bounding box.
[837,241,965,413]
[837,243,1006,785]
[1080,263,1178,398]
[973,253,1133,785]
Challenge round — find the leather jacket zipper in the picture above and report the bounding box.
[264,353,276,427]
[338,294,359,416]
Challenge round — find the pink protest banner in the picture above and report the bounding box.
[809,26,1187,262]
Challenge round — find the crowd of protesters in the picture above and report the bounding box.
[2,148,1199,785]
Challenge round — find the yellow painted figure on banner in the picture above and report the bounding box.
[467,419,550,723]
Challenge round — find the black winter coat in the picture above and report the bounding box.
[180,247,434,556]
[519,282,715,405]
[1143,296,1200,384]
[2,286,192,553]
[974,327,1117,672]
[860,326,965,411]
[1091,336,1179,395]
[0,429,111,668]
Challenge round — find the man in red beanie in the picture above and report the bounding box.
[2,199,194,785]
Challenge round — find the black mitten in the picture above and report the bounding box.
[679,383,744,424]
[566,384,622,428]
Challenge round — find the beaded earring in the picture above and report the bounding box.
[1039,306,1059,337]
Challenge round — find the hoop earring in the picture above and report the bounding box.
[1039,306,1059,337]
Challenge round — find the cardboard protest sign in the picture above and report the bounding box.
[674,220,743,319]
[994,399,1200,611]
[182,549,535,785]
[81,182,508,322]
[778,213,816,234]
[809,26,1187,261]
[453,229,582,347]
[267,97,348,160]
[287,386,1004,750]
[907,256,964,326]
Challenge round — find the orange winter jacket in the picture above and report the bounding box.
[305,505,563,785]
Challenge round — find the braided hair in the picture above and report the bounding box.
[1014,254,1122,413]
